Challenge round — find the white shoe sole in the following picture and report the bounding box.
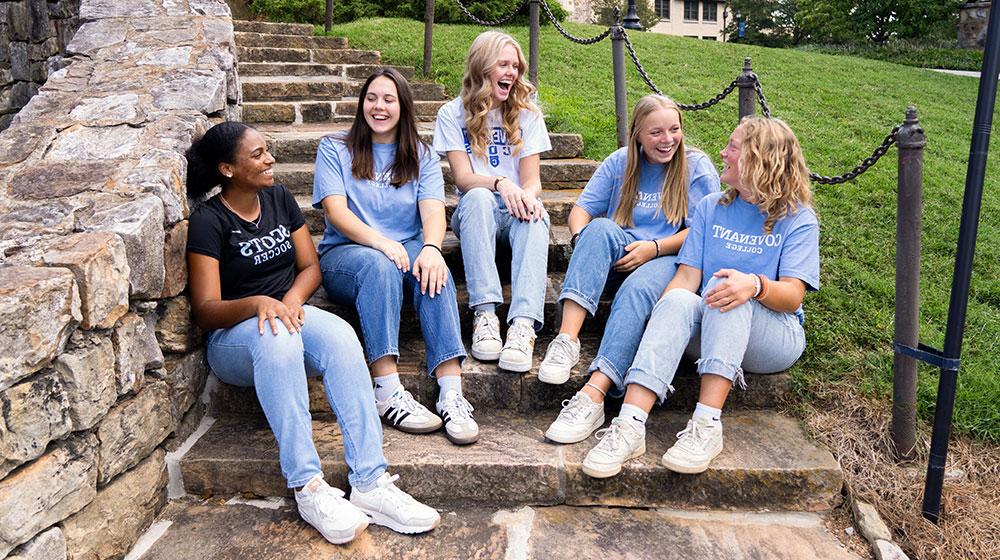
[581,442,646,478]
[498,357,532,372]
[444,428,479,445]
[537,364,571,384]
[312,518,369,545]
[544,413,605,444]
[661,443,723,474]
[471,348,501,361]
[359,509,441,535]
[381,417,443,434]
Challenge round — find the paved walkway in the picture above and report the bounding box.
[930,68,1000,79]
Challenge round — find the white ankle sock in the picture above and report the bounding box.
[373,374,401,401]
[512,317,534,330]
[437,375,463,402]
[619,403,648,433]
[693,402,723,426]
[474,304,496,314]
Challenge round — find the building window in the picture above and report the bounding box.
[684,1,699,21]
[654,0,670,20]
[702,35,717,40]
[703,1,717,22]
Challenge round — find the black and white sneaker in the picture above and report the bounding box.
[376,386,443,434]
[435,390,479,445]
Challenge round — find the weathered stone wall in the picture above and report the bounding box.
[0,0,237,557]
[0,0,81,131]
[959,1,991,49]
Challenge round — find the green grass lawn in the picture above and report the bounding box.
[323,18,1000,442]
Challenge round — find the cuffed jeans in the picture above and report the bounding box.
[451,187,550,330]
[624,276,806,403]
[320,237,467,375]
[560,218,679,398]
[207,305,387,489]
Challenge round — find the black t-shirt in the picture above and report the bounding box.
[187,185,306,301]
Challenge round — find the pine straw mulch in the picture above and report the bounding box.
[800,392,1000,560]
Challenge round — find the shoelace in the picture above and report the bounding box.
[441,394,475,423]
[593,419,630,452]
[388,388,425,414]
[505,324,534,354]
[558,393,591,421]
[373,474,417,510]
[675,420,710,452]
[314,485,348,517]
[473,313,500,344]
[546,335,576,365]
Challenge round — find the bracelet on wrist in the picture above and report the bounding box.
[570,232,581,248]
[422,243,444,256]
[752,274,762,298]
[493,176,505,191]
[754,273,769,300]
[652,239,661,257]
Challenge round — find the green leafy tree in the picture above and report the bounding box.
[796,0,962,45]
[722,0,801,47]
[591,0,662,32]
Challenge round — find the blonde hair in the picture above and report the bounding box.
[460,31,540,160]
[722,116,814,233]
[613,95,689,228]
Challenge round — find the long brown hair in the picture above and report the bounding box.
[613,95,689,228]
[342,68,424,187]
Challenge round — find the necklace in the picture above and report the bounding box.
[219,192,262,229]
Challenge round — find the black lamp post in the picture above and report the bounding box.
[623,0,643,30]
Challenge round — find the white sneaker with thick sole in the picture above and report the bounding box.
[538,333,581,384]
[436,390,479,445]
[376,385,443,434]
[471,311,502,361]
[544,391,605,444]
[350,473,441,534]
[295,474,369,544]
[581,418,646,478]
[498,321,535,372]
[661,416,723,474]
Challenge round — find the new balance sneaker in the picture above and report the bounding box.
[538,333,581,385]
[661,416,723,474]
[295,474,369,545]
[471,311,502,361]
[435,390,479,445]
[350,473,441,534]
[376,386,443,434]
[544,391,605,444]
[498,321,535,372]
[581,417,646,478]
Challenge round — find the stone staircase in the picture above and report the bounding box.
[143,20,860,559]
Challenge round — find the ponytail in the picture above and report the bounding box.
[185,121,251,198]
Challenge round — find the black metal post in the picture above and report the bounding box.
[423,0,435,77]
[529,0,540,87]
[922,0,1000,524]
[623,0,642,30]
[892,106,925,461]
[736,57,755,122]
[611,22,628,148]
[325,0,332,33]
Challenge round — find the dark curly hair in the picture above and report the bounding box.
[185,121,253,198]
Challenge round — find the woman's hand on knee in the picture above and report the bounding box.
[614,240,657,273]
[412,246,449,297]
[497,179,531,221]
[373,237,410,272]
[703,269,757,312]
[281,295,307,331]
[253,295,300,336]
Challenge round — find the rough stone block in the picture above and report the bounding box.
[5,527,66,560]
[4,2,30,42]
[151,68,225,114]
[28,37,59,61]
[0,122,54,165]
[124,150,188,225]
[96,380,175,485]
[79,0,160,19]
[853,499,892,543]
[163,350,208,419]
[42,232,130,329]
[188,0,230,16]
[160,221,187,298]
[162,399,205,452]
[874,539,909,560]
[68,93,146,127]
[112,313,147,396]
[156,297,199,353]
[62,449,167,560]
[28,0,51,42]
[0,370,72,478]
[140,309,165,371]
[46,124,143,160]
[0,266,81,391]
[65,20,126,56]
[10,42,29,81]
[8,161,111,200]
[53,335,116,432]
[79,194,166,299]
[0,435,98,558]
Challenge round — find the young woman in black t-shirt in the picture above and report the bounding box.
[185,122,439,544]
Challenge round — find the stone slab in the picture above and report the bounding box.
[5,527,66,560]
[233,32,347,50]
[232,20,314,36]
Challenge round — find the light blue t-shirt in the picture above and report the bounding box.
[678,191,820,321]
[312,136,445,255]
[575,147,720,241]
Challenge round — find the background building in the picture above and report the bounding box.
[561,0,730,41]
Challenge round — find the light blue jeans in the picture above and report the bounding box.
[320,237,466,375]
[560,218,679,397]
[451,187,550,329]
[207,305,387,489]
[625,276,806,403]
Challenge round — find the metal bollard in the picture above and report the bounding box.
[892,106,925,461]
[611,24,628,148]
[736,57,756,122]
[529,0,540,87]
[423,0,435,76]
[325,0,332,33]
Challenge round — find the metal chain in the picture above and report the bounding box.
[753,77,772,118]
[810,126,900,184]
[454,0,530,27]
[621,30,663,94]
[538,0,612,44]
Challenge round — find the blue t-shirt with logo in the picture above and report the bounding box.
[575,146,720,241]
[678,191,820,320]
[312,136,445,255]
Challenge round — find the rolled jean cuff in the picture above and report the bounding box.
[366,346,398,366]
[559,288,599,316]
[427,349,467,379]
[696,357,746,390]
[588,355,626,398]
[350,466,388,492]
[509,311,545,332]
[468,296,503,309]
[623,367,675,404]
[287,471,324,489]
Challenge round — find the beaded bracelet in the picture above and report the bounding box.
[423,243,444,256]
[652,239,661,257]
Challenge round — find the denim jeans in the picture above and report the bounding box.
[320,237,467,375]
[450,187,550,329]
[624,276,806,403]
[560,218,680,397]
[207,305,387,489]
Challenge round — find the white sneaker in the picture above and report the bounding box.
[295,474,369,544]
[498,321,535,372]
[538,333,581,384]
[545,392,605,444]
[661,416,723,474]
[435,390,479,445]
[471,311,502,361]
[376,385,443,434]
[581,418,646,478]
[350,473,441,534]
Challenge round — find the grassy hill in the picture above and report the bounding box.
[323,18,1000,442]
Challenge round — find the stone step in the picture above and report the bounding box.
[236,46,380,65]
[138,500,860,559]
[333,98,444,121]
[234,31,348,51]
[179,409,842,511]
[241,76,448,103]
[239,62,416,79]
[263,125,584,163]
[233,20,315,36]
